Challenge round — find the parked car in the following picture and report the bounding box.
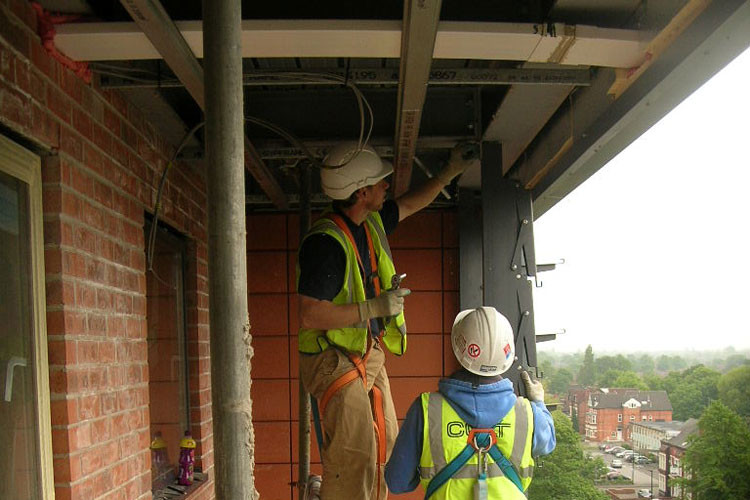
[617,450,635,458]
[599,443,608,451]
[634,455,652,464]
[606,471,622,480]
[611,459,623,468]
[638,488,653,498]
[607,446,625,454]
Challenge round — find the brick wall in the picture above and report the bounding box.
[0,2,213,499]
[247,209,459,500]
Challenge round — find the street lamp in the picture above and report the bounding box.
[650,469,654,498]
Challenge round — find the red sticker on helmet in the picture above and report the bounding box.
[503,343,511,359]
[467,343,481,358]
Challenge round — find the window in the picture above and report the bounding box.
[145,220,190,488]
[649,415,653,421]
[611,431,616,437]
[642,415,647,421]
[618,413,622,422]
[0,135,54,499]
[591,413,597,424]
[630,415,635,422]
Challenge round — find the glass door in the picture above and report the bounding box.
[0,135,54,499]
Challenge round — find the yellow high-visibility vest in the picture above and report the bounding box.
[418,393,535,499]
[297,211,407,356]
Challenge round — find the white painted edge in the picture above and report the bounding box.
[55,19,649,67]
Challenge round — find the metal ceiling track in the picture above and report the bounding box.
[98,67,592,89]
[118,0,288,210]
[393,0,443,197]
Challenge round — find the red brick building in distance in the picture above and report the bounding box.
[564,385,591,435]
[584,389,673,442]
[658,418,698,498]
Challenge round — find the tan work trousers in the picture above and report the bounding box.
[300,343,398,500]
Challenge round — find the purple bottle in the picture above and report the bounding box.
[177,430,196,486]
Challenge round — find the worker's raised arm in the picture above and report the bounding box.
[396,143,476,221]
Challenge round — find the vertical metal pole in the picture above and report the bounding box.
[297,163,312,499]
[203,1,256,498]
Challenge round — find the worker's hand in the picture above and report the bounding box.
[437,142,478,186]
[521,371,545,402]
[358,288,411,321]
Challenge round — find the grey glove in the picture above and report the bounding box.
[436,143,477,185]
[358,288,411,321]
[521,371,545,402]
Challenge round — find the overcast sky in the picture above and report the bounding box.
[533,46,750,354]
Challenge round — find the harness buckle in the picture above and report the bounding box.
[467,428,497,452]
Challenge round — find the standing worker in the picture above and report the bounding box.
[297,142,474,500]
[384,306,556,499]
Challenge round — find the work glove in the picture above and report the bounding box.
[436,142,478,186]
[358,288,411,321]
[521,371,545,402]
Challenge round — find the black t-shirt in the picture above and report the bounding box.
[298,200,400,333]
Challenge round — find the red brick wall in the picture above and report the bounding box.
[589,408,673,442]
[247,209,459,500]
[0,2,212,499]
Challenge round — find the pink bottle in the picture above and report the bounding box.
[177,430,196,486]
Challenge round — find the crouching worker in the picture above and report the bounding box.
[384,306,556,499]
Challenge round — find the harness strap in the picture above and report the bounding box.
[424,444,476,499]
[327,213,381,297]
[424,432,524,500]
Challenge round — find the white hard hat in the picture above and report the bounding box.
[320,142,393,200]
[451,306,515,377]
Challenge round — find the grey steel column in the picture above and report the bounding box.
[297,163,312,498]
[203,1,256,498]
[480,142,538,397]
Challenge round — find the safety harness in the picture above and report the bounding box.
[425,428,524,500]
[310,212,389,500]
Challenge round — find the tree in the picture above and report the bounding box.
[548,368,574,395]
[612,371,648,390]
[527,411,608,500]
[595,354,631,374]
[577,345,596,386]
[673,401,750,500]
[634,354,655,374]
[668,365,720,420]
[718,365,750,419]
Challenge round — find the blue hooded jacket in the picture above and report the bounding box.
[384,374,556,494]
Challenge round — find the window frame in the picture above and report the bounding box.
[0,134,55,498]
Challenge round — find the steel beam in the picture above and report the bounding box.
[481,61,575,178]
[119,0,288,209]
[119,0,205,108]
[531,0,750,217]
[393,0,443,197]
[98,66,592,89]
[458,188,482,310]
[203,0,255,497]
[480,142,538,395]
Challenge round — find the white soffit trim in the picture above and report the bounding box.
[55,19,647,67]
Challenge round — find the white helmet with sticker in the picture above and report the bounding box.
[451,306,515,377]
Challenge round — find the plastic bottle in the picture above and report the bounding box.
[150,431,169,475]
[177,430,196,486]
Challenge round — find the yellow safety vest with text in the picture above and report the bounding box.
[419,393,535,500]
[297,211,407,356]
